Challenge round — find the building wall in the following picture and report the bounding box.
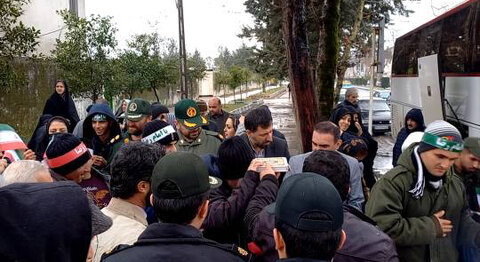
[19,0,86,56]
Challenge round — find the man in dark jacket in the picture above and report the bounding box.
[203,136,273,246]
[271,173,346,262]
[367,121,480,262]
[392,108,425,166]
[245,150,398,262]
[241,106,290,160]
[454,137,480,262]
[337,87,360,111]
[83,104,123,174]
[46,133,111,208]
[101,152,253,262]
[208,97,231,135]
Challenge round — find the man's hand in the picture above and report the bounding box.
[0,159,8,174]
[434,210,453,237]
[23,149,36,161]
[239,115,245,124]
[91,155,107,167]
[355,122,363,136]
[248,159,265,172]
[259,163,276,180]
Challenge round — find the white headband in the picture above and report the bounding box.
[141,125,176,144]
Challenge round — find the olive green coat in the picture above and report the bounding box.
[366,144,480,262]
[176,129,222,156]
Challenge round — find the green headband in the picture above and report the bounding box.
[92,114,107,122]
[421,132,464,152]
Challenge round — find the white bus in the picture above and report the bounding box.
[391,0,480,138]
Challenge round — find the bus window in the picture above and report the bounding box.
[472,3,480,73]
[418,20,442,58]
[405,33,419,75]
[392,38,407,75]
[440,7,475,73]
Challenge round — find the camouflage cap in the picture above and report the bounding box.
[464,137,480,158]
[127,98,151,122]
[175,99,207,129]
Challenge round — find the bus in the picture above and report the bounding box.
[390,0,480,137]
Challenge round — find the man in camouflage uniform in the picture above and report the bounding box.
[174,99,222,156]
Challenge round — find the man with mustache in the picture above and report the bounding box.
[367,120,480,262]
[175,99,222,156]
[393,108,426,166]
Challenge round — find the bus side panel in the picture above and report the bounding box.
[445,77,480,136]
[390,77,421,138]
[418,55,444,125]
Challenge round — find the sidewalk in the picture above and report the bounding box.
[264,92,302,156]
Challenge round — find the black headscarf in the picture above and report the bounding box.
[28,115,70,161]
[42,80,80,132]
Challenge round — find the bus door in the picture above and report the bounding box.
[417,54,444,124]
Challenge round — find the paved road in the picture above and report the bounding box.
[264,91,302,156]
[266,91,394,175]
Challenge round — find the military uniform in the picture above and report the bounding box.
[177,129,222,156]
[175,99,223,156]
[101,223,252,262]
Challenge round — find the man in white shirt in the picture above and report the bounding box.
[92,143,165,261]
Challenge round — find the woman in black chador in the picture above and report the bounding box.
[42,79,80,133]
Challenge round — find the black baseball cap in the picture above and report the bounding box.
[151,152,221,199]
[267,173,343,232]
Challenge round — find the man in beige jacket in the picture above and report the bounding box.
[93,143,165,261]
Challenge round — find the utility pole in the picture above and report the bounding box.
[176,0,188,99]
[368,27,378,135]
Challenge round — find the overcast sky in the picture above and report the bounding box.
[85,0,467,58]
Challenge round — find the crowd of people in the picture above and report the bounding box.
[1,81,480,262]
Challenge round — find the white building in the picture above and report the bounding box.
[19,0,86,56]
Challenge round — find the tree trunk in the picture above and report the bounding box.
[239,84,243,101]
[334,0,365,103]
[152,85,160,102]
[233,88,236,103]
[223,85,227,104]
[282,0,319,153]
[316,0,341,120]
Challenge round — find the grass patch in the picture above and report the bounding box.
[224,86,285,113]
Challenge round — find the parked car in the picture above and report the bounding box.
[374,89,391,104]
[357,97,391,135]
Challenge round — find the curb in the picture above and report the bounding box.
[230,87,287,115]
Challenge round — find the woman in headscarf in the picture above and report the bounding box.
[42,79,80,133]
[346,106,378,189]
[27,116,70,161]
[114,99,130,132]
[330,107,369,162]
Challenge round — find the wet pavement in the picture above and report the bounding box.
[264,91,302,156]
[266,91,394,176]
[373,135,394,177]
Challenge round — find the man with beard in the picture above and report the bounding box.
[92,142,165,262]
[207,97,230,135]
[455,137,480,216]
[392,108,426,166]
[175,99,222,156]
[83,104,123,173]
[126,98,152,142]
[241,106,289,160]
[337,87,360,111]
[367,121,480,261]
[455,137,480,261]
